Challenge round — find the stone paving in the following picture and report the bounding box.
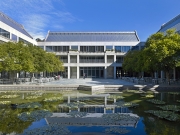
[43,78,135,86]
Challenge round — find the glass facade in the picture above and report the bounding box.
[0,28,10,39]
[115,46,131,52]
[107,56,114,63]
[116,56,124,63]
[58,56,68,63]
[19,37,32,44]
[38,46,44,50]
[71,46,78,51]
[70,56,77,63]
[46,67,68,78]
[106,46,113,50]
[46,46,69,52]
[80,67,104,78]
[11,34,17,41]
[80,46,104,52]
[80,56,104,63]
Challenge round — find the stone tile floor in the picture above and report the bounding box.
[44,78,135,86]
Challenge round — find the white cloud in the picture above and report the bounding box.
[0,0,80,39]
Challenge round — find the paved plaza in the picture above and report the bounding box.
[44,78,138,86]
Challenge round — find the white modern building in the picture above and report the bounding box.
[0,11,141,79]
[0,12,35,44]
[37,31,140,79]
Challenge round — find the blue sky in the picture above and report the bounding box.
[1,0,180,41]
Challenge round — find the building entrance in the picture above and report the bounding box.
[80,67,104,78]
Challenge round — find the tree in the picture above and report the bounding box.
[0,42,64,81]
[0,42,34,81]
[143,29,180,84]
[44,52,64,73]
[122,50,143,77]
[27,44,48,73]
[27,45,64,75]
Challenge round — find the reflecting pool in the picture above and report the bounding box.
[0,90,180,135]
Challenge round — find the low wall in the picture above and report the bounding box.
[0,84,179,92]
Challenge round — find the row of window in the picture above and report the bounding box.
[56,56,123,63]
[44,46,132,52]
[80,46,104,52]
[0,28,30,44]
[0,28,10,39]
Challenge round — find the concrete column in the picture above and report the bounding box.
[112,108,115,113]
[77,54,79,79]
[114,54,116,63]
[104,108,106,114]
[78,45,80,51]
[105,54,107,64]
[77,66,79,79]
[114,54,116,79]
[104,66,107,79]
[68,95,70,103]
[173,68,176,81]
[105,96,107,106]
[68,54,70,64]
[114,66,116,79]
[161,71,164,79]
[154,72,158,78]
[77,54,79,63]
[68,66,70,79]
[114,98,116,103]
[10,33,12,40]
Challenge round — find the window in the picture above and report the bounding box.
[19,37,31,44]
[11,34,17,41]
[121,46,131,52]
[38,46,44,50]
[46,46,53,52]
[106,46,113,50]
[71,46,78,51]
[0,28,10,39]
[115,46,121,52]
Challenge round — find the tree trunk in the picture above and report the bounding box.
[9,71,16,84]
[151,72,154,78]
[166,71,170,85]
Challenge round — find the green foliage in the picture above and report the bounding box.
[142,29,180,82]
[0,42,34,72]
[0,42,64,78]
[122,50,141,72]
[0,108,32,134]
[123,29,180,79]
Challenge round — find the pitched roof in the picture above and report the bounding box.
[158,14,180,32]
[45,31,140,42]
[0,12,33,39]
